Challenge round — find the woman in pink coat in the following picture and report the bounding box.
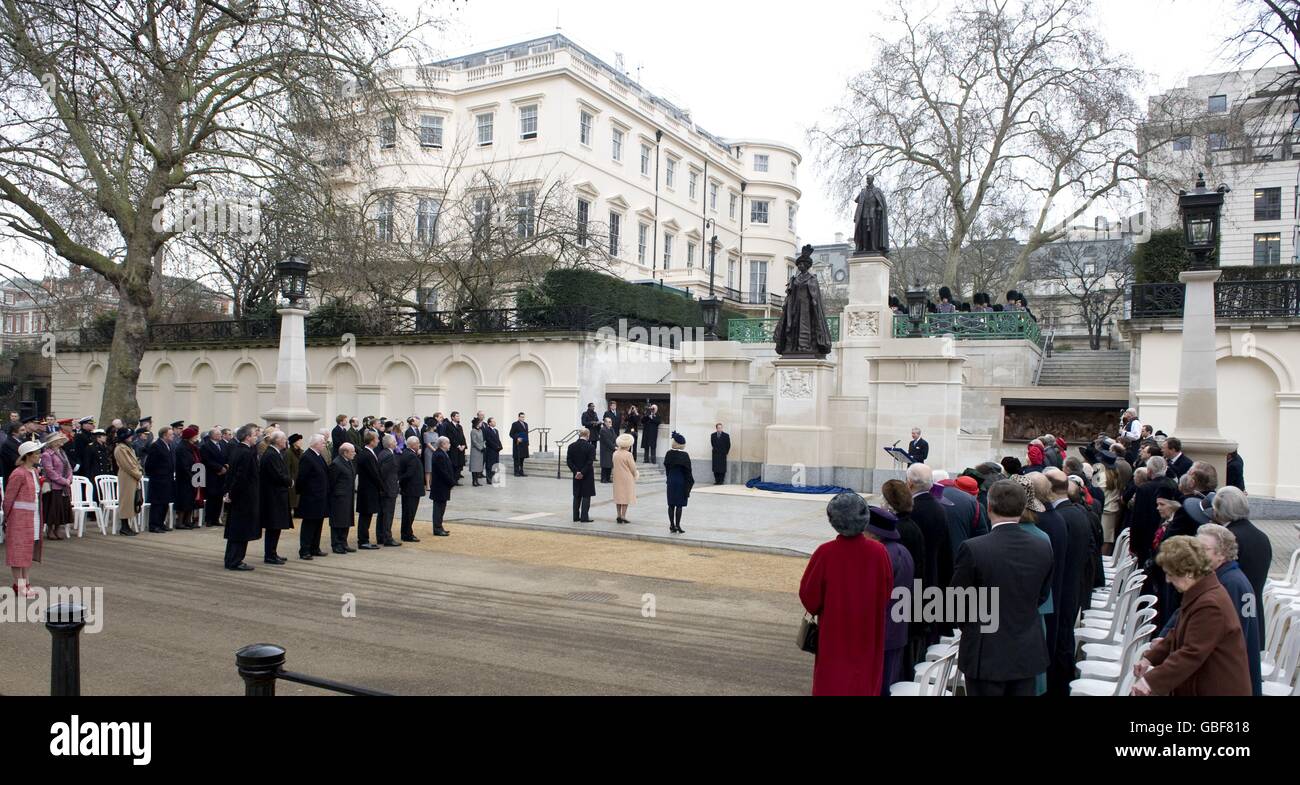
[5,440,45,598]
[39,432,73,540]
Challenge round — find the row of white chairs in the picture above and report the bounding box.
[1260,548,1300,696]
[66,475,182,537]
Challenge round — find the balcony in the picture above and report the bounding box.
[720,287,785,308]
[1128,270,1300,320]
[890,311,1044,347]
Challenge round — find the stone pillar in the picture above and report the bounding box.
[669,341,753,482]
[865,339,964,484]
[262,306,320,437]
[1174,269,1236,483]
[763,358,837,486]
[838,252,894,395]
[1274,393,1300,500]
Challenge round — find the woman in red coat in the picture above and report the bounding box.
[5,440,45,599]
[800,492,895,696]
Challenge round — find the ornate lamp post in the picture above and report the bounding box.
[700,228,722,339]
[262,254,318,433]
[905,282,928,337]
[1173,173,1236,482]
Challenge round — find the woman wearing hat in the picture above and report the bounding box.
[78,429,114,489]
[611,433,639,524]
[799,492,896,696]
[286,434,304,514]
[1011,473,1053,695]
[174,426,202,529]
[662,432,694,534]
[39,432,73,540]
[5,439,45,597]
[864,504,915,693]
[114,428,142,535]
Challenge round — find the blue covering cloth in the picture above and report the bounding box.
[745,477,854,495]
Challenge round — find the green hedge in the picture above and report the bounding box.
[519,269,705,327]
[1133,228,1218,283]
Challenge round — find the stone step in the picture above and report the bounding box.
[1037,350,1130,388]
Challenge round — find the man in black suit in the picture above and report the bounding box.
[295,434,330,560]
[404,417,420,443]
[641,404,661,464]
[397,435,425,542]
[200,427,228,528]
[1128,455,1175,564]
[567,428,596,522]
[331,415,350,456]
[222,424,262,571]
[951,479,1055,696]
[258,431,293,565]
[1041,468,1093,695]
[328,443,357,554]
[604,401,621,434]
[1162,436,1193,479]
[710,423,731,484]
[445,412,467,484]
[355,431,383,550]
[907,427,929,464]
[428,436,455,536]
[509,413,529,476]
[483,417,502,485]
[906,463,953,642]
[581,403,600,444]
[143,426,177,533]
[1226,450,1245,492]
[376,434,400,547]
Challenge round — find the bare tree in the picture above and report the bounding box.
[1033,238,1134,349]
[1226,0,1300,115]
[0,0,447,421]
[813,0,1154,292]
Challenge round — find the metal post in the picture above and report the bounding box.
[236,643,286,696]
[46,602,86,697]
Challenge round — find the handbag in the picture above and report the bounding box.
[796,613,819,654]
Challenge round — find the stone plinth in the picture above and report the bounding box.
[262,306,319,437]
[670,341,756,482]
[763,358,837,486]
[864,338,964,481]
[1175,269,1237,484]
[838,252,894,396]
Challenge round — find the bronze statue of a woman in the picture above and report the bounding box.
[774,245,833,359]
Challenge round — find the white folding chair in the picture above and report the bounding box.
[70,476,103,536]
[1265,548,1300,593]
[1076,606,1159,681]
[1082,596,1158,662]
[140,477,153,532]
[1076,572,1146,653]
[95,475,122,534]
[1262,604,1300,696]
[891,647,958,696]
[1071,621,1156,696]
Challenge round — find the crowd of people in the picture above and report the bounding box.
[800,410,1275,697]
[0,409,537,587]
[889,288,1036,318]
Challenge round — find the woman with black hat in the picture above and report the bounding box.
[662,432,694,534]
[174,426,202,529]
[864,504,915,693]
[114,428,142,535]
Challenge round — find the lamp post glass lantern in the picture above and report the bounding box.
[905,284,927,335]
[1178,173,1229,269]
[277,255,311,305]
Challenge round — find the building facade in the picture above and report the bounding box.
[1144,67,1300,267]
[330,35,801,312]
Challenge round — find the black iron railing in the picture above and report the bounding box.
[74,306,693,348]
[236,643,391,696]
[1129,278,1300,320]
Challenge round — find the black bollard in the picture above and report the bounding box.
[46,602,86,697]
[235,643,286,696]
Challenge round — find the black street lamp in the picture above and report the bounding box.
[1178,172,1230,269]
[276,254,311,306]
[699,222,722,340]
[905,281,928,336]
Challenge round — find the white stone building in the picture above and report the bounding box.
[330,34,802,312]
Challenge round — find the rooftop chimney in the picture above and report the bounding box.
[834,232,844,244]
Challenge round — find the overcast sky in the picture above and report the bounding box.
[2,0,1267,277]
[413,0,1257,245]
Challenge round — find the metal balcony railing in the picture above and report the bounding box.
[1128,278,1300,320]
[890,311,1045,347]
[727,316,841,343]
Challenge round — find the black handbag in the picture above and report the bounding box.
[796,613,819,654]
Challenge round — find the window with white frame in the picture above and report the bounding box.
[748,259,768,301]
[519,104,538,140]
[687,242,696,269]
[665,157,677,189]
[608,212,622,256]
[788,204,796,232]
[640,143,651,176]
[476,112,494,146]
[663,232,674,269]
[728,257,737,289]
[378,116,396,149]
[791,162,797,180]
[1208,131,1227,150]
[710,182,719,211]
[417,197,440,244]
[1208,94,1228,114]
[729,193,738,220]
[638,223,649,264]
[473,195,491,234]
[688,170,698,200]
[577,198,590,246]
[580,110,594,146]
[419,115,443,148]
[754,153,769,172]
[375,195,395,241]
[611,127,624,161]
[515,190,536,238]
[750,200,770,224]
[1173,135,1192,151]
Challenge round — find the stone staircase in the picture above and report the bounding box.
[522,452,666,483]
[1036,349,1131,388]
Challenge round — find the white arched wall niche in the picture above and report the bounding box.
[152,363,176,421]
[326,360,360,422]
[441,361,478,421]
[192,362,218,426]
[506,360,546,427]
[1217,356,1280,496]
[383,359,417,421]
[232,362,261,424]
[83,363,106,416]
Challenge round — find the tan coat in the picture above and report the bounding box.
[612,449,639,505]
[114,442,143,517]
